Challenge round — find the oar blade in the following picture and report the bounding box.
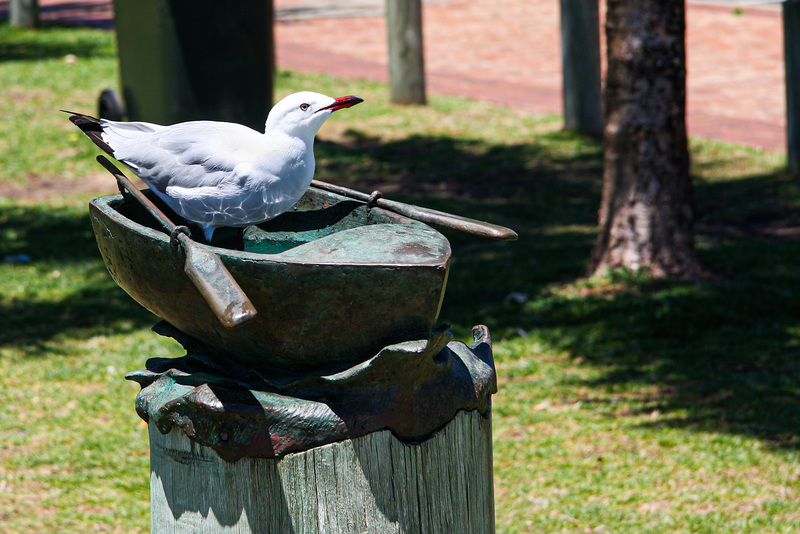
[179,235,258,328]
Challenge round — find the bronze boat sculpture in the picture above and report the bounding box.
[90,158,516,460]
[90,181,453,373]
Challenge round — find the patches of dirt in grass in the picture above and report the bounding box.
[0,172,126,201]
[3,86,54,104]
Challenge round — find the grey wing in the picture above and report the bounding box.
[100,121,296,229]
[100,121,261,193]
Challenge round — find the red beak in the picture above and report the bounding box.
[316,95,364,113]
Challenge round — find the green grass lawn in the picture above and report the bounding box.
[2,23,800,533]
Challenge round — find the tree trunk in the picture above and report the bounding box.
[590,0,703,278]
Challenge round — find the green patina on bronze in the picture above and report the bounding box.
[91,176,509,461]
[89,186,451,372]
[126,324,496,462]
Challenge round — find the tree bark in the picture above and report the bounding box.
[590,0,703,278]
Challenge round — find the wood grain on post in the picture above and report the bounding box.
[131,324,497,531]
[149,409,495,534]
[387,0,427,105]
[559,0,603,137]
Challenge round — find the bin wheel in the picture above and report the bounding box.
[98,89,125,121]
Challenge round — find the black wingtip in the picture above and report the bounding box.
[63,110,115,156]
[63,110,100,129]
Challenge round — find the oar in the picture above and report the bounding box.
[96,156,257,328]
[310,179,518,241]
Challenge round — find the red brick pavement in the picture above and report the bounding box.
[3,0,787,151]
[276,0,786,151]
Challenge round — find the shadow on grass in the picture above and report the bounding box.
[522,264,800,449]
[3,130,800,448]
[0,203,155,355]
[439,165,799,449]
[324,133,800,448]
[315,129,604,326]
[0,20,115,62]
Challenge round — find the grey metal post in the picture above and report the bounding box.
[559,0,603,138]
[387,0,427,105]
[10,0,39,28]
[785,1,800,175]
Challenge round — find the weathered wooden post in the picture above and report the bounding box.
[129,324,496,533]
[559,0,603,137]
[784,0,800,176]
[387,0,427,105]
[10,0,39,28]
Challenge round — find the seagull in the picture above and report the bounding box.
[66,91,363,242]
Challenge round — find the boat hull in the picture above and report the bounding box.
[89,187,451,372]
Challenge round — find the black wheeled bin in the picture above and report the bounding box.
[109,0,274,131]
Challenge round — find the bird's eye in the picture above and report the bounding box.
[300,103,310,111]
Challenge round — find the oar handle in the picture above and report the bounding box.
[310,179,518,241]
[99,159,178,236]
[96,156,257,328]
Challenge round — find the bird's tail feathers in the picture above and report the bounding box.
[62,110,115,156]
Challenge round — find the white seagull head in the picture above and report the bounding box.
[265,91,364,138]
